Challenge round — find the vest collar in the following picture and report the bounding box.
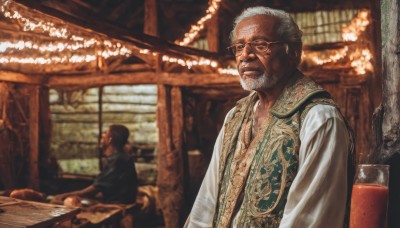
[243,70,326,119]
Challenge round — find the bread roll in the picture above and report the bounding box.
[10,189,45,202]
[63,196,82,207]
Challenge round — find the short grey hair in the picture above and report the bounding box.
[230,6,303,65]
[230,6,302,43]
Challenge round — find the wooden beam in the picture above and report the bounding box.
[159,73,240,86]
[144,0,159,37]
[46,72,240,87]
[0,71,42,85]
[46,72,158,87]
[28,85,40,190]
[207,11,219,52]
[113,63,153,72]
[368,0,383,113]
[98,86,103,171]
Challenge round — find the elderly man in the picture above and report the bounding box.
[185,6,354,228]
[55,124,138,204]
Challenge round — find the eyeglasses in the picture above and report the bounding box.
[227,40,285,57]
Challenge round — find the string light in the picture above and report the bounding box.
[349,48,373,75]
[218,68,239,76]
[304,46,349,65]
[0,0,373,76]
[0,0,218,70]
[139,48,219,69]
[342,10,370,41]
[176,0,222,46]
[0,0,132,66]
[301,9,373,75]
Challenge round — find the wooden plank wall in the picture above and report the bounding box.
[312,73,372,163]
[49,85,158,175]
[0,83,34,189]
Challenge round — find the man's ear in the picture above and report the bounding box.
[286,44,301,64]
[108,137,112,144]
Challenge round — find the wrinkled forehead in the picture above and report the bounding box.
[233,14,281,42]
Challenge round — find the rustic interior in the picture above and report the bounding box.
[1,0,398,227]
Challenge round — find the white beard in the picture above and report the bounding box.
[240,74,269,91]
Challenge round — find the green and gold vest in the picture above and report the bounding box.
[212,72,341,227]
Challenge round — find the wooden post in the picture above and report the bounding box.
[39,87,51,174]
[156,85,185,228]
[28,85,40,190]
[98,86,103,170]
[368,0,383,110]
[372,0,400,227]
[144,0,158,36]
[207,11,219,52]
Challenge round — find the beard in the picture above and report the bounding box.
[240,73,278,91]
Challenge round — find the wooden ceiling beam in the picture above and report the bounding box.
[0,71,43,85]
[159,73,239,87]
[144,0,158,37]
[46,71,158,88]
[45,72,240,87]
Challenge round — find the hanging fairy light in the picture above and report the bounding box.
[176,0,222,46]
[0,0,222,70]
[304,46,349,65]
[301,9,373,75]
[349,48,373,75]
[0,40,97,52]
[139,49,219,69]
[342,10,370,41]
[0,0,132,66]
[218,67,239,76]
[0,0,373,76]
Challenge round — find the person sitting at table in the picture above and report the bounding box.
[55,124,138,205]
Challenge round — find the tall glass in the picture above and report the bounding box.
[350,164,389,228]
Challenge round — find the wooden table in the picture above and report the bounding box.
[0,196,80,228]
[72,203,138,227]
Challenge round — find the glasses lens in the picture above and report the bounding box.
[234,43,245,56]
[252,41,269,53]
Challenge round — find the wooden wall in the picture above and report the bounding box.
[0,83,38,189]
[49,85,158,175]
[311,72,373,163]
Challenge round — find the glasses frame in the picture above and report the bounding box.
[227,40,286,57]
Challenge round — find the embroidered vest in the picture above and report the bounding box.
[212,72,340,227]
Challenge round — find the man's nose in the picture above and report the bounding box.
[240,44,256,61]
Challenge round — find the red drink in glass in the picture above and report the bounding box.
[350,184,388,228]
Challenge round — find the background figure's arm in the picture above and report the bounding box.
[280,105,350,228]
[184,108,235,228]
[54,185,98,201]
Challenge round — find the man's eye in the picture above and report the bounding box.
[254,42,267,49]
[235,44,245,50]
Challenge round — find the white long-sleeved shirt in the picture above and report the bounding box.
[185,104,350,228]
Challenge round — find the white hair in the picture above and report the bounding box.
[230,6,302,43]
[230,6,303,65]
